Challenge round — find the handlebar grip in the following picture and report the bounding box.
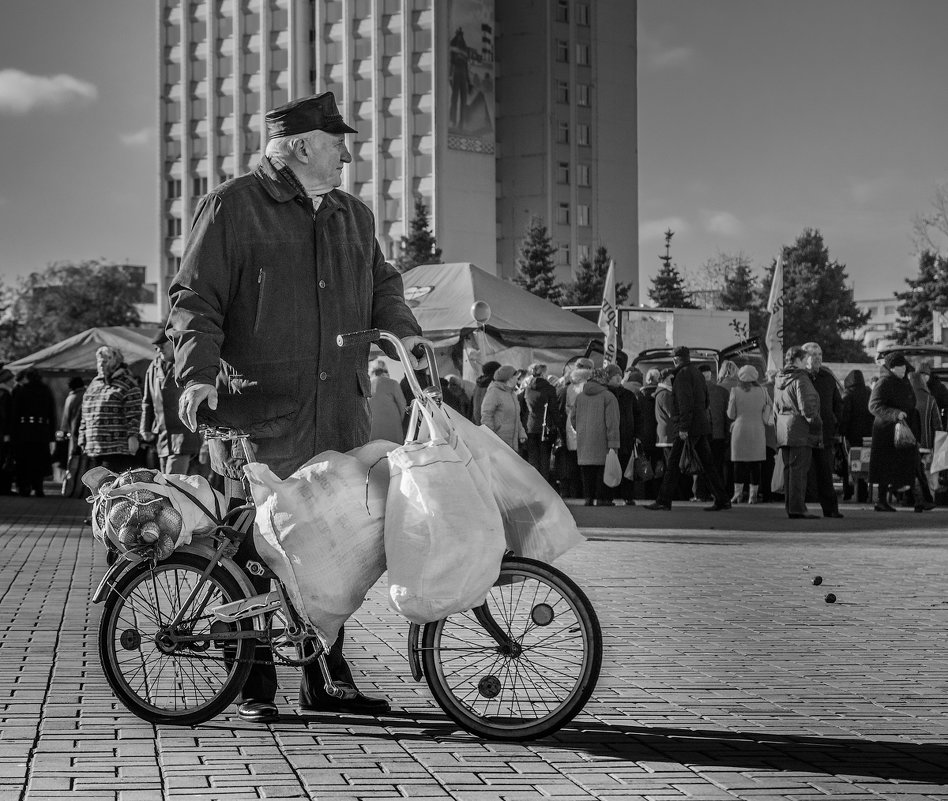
[336,328,380,348]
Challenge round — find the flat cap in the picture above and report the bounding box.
[265,91,357,139]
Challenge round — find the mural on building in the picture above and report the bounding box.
[447,0,494,154]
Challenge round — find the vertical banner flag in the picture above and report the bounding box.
[765,255,784,374]
[598,260,618,366]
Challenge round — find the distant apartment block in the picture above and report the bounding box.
[854,296,900,357]
[157,0,638,317]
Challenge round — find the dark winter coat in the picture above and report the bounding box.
[570,380,620,465]
[671,361,711,437]
[472,374,493,426]
[607,384,637,458]
[809,366,843,445]
[639,384,659,449]
[523,376,558,436]
[11,377,56,445]
[773,367,821,448]
[167,157,421,479]
[707,381,731,441]
[868,367,920,486]
[840,370,873,447]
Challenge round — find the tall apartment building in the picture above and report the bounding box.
[157,0,638,317]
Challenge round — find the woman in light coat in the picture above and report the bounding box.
[727,365,772,503]
[368,360,407,444]
[569,367,620,506]
[481,365,525,451]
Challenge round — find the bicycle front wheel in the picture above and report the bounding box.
[421,555,602,741]
[98,552,256,726]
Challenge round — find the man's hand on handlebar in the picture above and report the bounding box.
[400,335,433,370]
[179,383,218,432]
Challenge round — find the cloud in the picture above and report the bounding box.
[703,211,744,237]
[0,68,97,115]
[640,216,689,243]
[120,127,152,147]
[638,27,695,71]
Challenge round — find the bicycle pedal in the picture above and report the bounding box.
[212,590,282,622]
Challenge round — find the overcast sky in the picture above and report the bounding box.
[0,0,946,304]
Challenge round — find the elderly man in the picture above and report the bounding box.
[644,346,731,512]
[802,341,843,518]
[167,91,427,724]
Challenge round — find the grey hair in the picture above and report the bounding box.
[264,132,311,161]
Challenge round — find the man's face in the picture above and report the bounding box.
[301,130,351,190]
[159,342,174,363]
[804,348,822,373]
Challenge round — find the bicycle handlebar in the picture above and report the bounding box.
[336,329,440,404]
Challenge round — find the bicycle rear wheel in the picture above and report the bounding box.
[421,555,602,741]
[98,552,256,726]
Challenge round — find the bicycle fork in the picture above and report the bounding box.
[211,585,347,699]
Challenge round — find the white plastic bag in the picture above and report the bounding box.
[604,449,622,487]
[436,407,586,564]
[930,430,948,474]
[244,442,391,643]
[385,401,505,624]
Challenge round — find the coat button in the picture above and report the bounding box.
[319,371,328,380]
[318,280,326,288]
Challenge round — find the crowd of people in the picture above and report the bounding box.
[378,340,947,519]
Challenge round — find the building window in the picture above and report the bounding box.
[557,244,570,266]
[576,3,589,25]
[577,163,590,186]
[167,216,182,237]
[577,83,590,106]
[577,123,590,146]
[577,204,589,226]
[556,120,569,143]
[168,256,181,276]
[577,244,590,263]
[556,162,570,184]
[193,176,208,195]
[555,0,568,23]
[166,178,182,198]
[885,305,897,315]
[576,43,590,66]
[555,80,569,104]
[556,203,570,225]
[555,39,569,62]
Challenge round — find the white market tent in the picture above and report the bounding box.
[396,262,603,382]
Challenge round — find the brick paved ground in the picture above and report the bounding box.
[2,492,948,800]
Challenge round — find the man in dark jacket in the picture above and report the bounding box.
[645,346,731,511]
[802,342,843,517]
[168,92,427,725]
[141,330,204,475]
[11,368,56,497]
[0,368,14,495]
[840,368,873,502]
[522,362,558,483]
[604,363,637,505]
[774,346,822,518]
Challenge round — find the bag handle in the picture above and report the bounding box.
[406,398,454,445]
[155,475,222,522]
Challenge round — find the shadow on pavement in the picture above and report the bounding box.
[266,712,948,785]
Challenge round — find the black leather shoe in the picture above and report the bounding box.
[704,501,732,511]
[237,700,279,723]
[824,512,844,518]
[874,503,897,512]
[788,513,819,519]
[644,502,671,511]
[300,685,391,716]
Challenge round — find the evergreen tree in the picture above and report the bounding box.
[395,196,442,273]
[648,262,696,308]
[758,228,871,362]
[718,255,757,311]
[561,245,632,306]
[895,250,948,344]
[513,216,563,304]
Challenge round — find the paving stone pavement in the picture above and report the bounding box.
[1,492,948,800]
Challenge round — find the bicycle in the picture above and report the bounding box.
[93,330,602,740]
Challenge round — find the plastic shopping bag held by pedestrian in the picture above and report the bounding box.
[244,440,393,642]
[603,448,622,487]
[385,401,506,624]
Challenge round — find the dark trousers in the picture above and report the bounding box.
[579,464,608,503]
[782,446,812,516]
[559,449,582,498]
[656,435,727,507]
[525,433,552,482]
[808,444,839,515]
[14,444,50,495]
[734,461,762,485]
